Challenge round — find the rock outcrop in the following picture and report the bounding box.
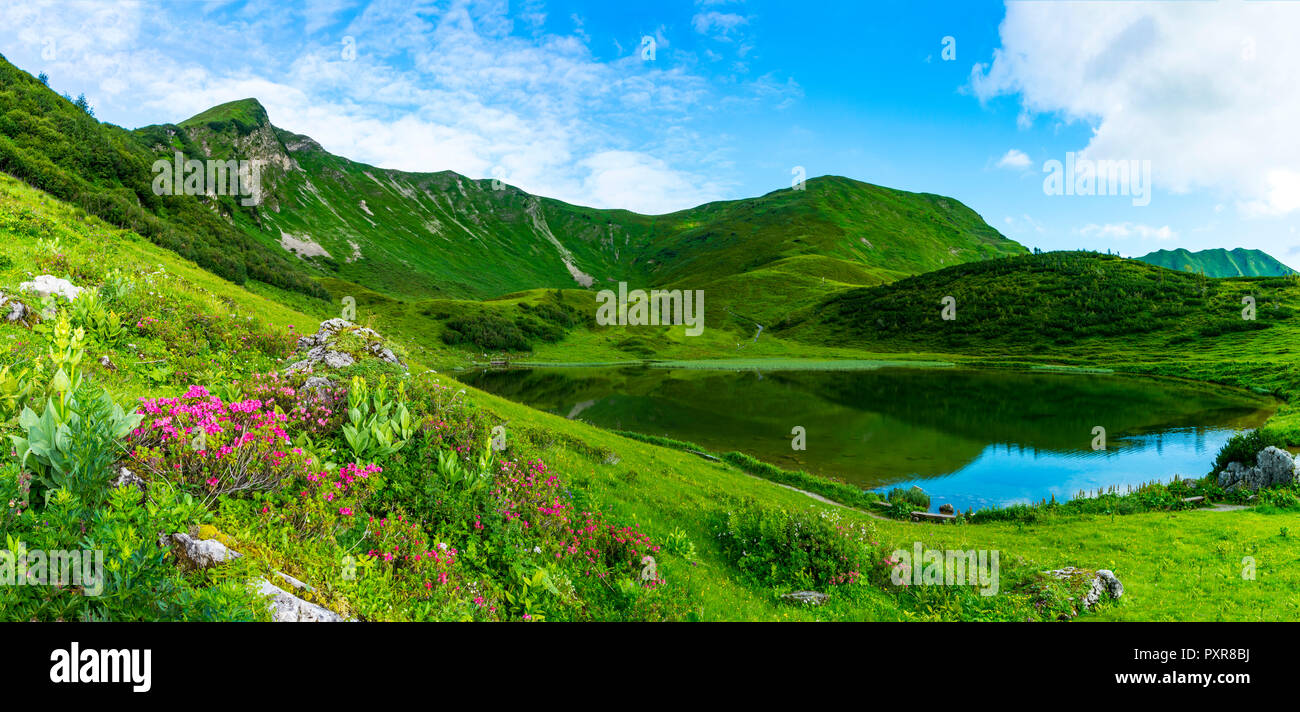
[19,274,83,302]
[0,293,37,326]
[168,533,243,570]
[1217,446,1300,491]
[780,590,829,606]
[163,529,347,622]
[1043,566,1124,612]
[253,579,345,622]
[285,318,404,374]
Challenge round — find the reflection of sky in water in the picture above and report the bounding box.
[876,428,1226,513]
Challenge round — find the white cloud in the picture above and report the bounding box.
[1078,223,1176,241]
[0,0,778,214]
[972,1,1300,218]
[579,151,724,215]
[996,149,1030,170]
[692,12,748,39]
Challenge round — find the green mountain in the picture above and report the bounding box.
[0,53,1024,316]
[164,98,1025,303]
[0,59,327,298]
[780,251,1298,353]
[1136,247,1297,278]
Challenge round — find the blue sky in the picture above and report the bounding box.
[2,0,1299,266]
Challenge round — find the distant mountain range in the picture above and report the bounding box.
[0,54,1025,314]
[1136,248,1297,278]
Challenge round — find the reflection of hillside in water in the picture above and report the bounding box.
[457,366,1275,488]
[777,368,1273,451]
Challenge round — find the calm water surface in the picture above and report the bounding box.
[460,365,1275,512]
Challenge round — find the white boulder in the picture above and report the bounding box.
[19,274,83,302]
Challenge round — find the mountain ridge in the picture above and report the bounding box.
[161,96,1026,302]
[0,55,1025,319]
[1136,247,1296,278]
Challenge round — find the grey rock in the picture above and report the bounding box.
[284,318,405,374]
[0,294,36,326]
[1257,446,1297,488]
[165,530,345,621]
[781,590,829,606]
[1045,566,1123,610]
[274,570,315,592]
[1096,569,1124,599]
[169,533,243,570]
[252,579,345,622]
[301,376,337,397]
[1218,446,1297,491]
[938,503,955,515]
[322,350,355,369]
[112,466,145,491]
[1218,461,1244,488]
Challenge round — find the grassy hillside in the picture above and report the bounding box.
[1138,247,1297,278]
[157,94,1024,307]
[211,109,1025,303]
[0,56,327,298]
[0,48,1027,359]
[4,172,1299,622]
[784,251,1297,352]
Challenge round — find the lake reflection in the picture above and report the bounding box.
[459,365,1275,511]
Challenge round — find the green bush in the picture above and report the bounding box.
[441,312,530,351]
[0,483,264,621]
[713,499,876,590]
[1214,428,1288,471]
[888,486,930,511]
[11,378,142,509]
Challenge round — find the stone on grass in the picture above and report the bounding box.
[169,533,243,570]
[1218,446,1298,491]
[0,294,37,326]
[19,274,83,302]
[1043,566,1124,612]
[285,318,405,374]
[252,579,345,622]
[781,590,829,606]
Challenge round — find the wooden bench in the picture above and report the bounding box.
[489,359,509,368]
[910,511,956,524]
[1182,496,1206,504]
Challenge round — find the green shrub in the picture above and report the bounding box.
[1214,428,1288,471]
[888,486,930,511]
[441,312,530,351]
[1257,485,1300,511]
[713,499,877,590]
[11,378,142,509]
[1,483,264,621]
[342,375,415,462]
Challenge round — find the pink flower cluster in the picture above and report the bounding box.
[493,459,567,531]
[128,381,328,495]
[366,514,459,591]
[300,462,381,509]
[489,456,666,586]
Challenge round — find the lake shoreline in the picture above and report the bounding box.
[459,360,1277,512]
